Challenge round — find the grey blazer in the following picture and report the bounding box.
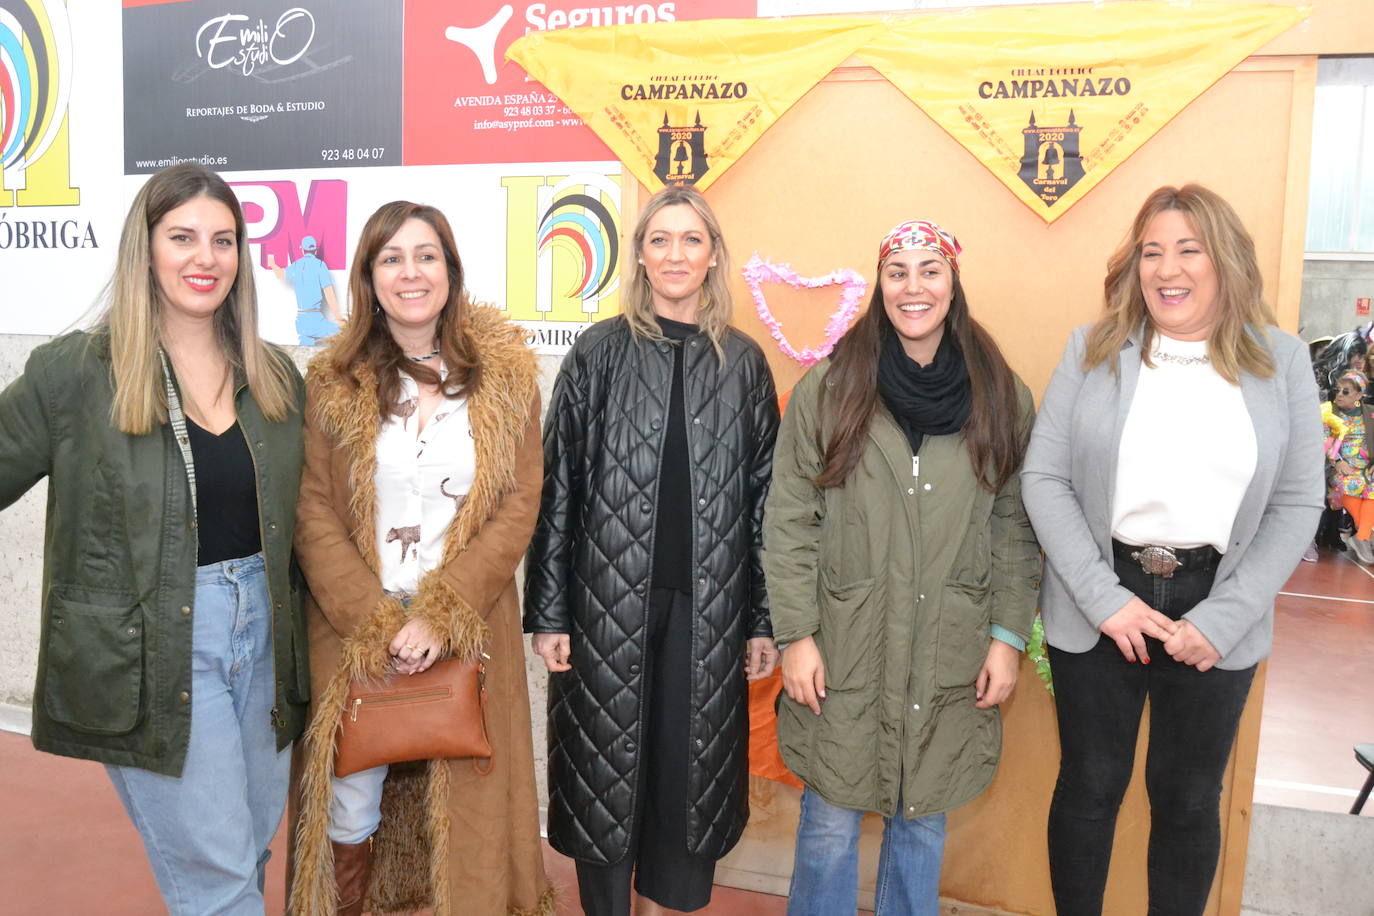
[1021,323,1323,670]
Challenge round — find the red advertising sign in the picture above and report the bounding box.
[1358,297,1371,317]
[403,0,755,166]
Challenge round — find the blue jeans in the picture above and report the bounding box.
[106,553,290,916]
[788,787,946,916]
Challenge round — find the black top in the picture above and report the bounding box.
[186,416,262,565]
[651,317,697,594]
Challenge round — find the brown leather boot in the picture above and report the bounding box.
[331,838,373,916]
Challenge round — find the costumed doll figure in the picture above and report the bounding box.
[1327,370,1374,563]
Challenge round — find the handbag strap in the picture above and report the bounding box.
[158,349,198,532]
[472,660,493,776]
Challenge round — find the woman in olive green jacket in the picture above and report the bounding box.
[0,164,307,914]
[763,220,1040,916]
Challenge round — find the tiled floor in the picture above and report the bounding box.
[1,547,1369,913]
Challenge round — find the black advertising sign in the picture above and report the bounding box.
[122,0,403,174]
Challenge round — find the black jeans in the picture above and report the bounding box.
[1047,557,1257,916]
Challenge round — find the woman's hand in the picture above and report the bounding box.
[1335,459,1355,477]
[1100,596,1178,663]
[389,619,442,675]
[975,639,1020,709]
[781,636,826,716]
[745,637,779,681]
[1163,620,1221,671]
[531,633,572,672]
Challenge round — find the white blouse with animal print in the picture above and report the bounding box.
[374,366,475,596]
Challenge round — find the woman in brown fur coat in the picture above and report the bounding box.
[289,201,553,915]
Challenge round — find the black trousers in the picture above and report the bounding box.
[576,587,716,916]
[1046,556,1257,916]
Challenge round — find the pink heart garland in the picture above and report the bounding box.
[742,253,867,366]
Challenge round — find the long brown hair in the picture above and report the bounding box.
[1084,183,1275,383]
[623,185,732,361]
[815,273,1024,492]
[98,162,293,434]
[326,201,481,417]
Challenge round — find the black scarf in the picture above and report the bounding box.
[876,325,971,455]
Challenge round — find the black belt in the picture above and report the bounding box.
[1112,539,1219,578]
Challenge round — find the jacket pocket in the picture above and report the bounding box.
[43,592,144,735]
[936,576,991,689]
[817,574,878,690]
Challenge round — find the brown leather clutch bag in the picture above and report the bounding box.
[335,655,492,777]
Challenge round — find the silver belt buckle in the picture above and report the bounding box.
[1131,545,1182,578]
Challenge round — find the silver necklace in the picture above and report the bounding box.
[407,348,440,363]
[1151,349,1210,366]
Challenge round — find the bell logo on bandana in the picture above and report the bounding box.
[653,111,710,186]
[1018,109,1087,207]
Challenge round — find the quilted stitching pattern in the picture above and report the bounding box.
[525,318,778,863]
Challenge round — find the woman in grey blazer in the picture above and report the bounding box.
[1021,184,1323,916]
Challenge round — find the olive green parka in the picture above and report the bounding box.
[762,360,1040,818]
[0,330,309,776]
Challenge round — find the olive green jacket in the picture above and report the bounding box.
[0,331,309,776]
[763,361,1040,818]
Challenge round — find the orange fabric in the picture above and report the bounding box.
[1342,495,1374,540]
[748,669,802,789]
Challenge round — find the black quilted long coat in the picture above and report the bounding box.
[524,315,779,865]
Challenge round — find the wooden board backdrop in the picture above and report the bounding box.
[621,53,1316,915]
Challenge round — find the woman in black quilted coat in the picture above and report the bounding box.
[524,185,780,916]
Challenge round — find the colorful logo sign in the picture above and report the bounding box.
[0,0,78,207]
[536,187,618,301]
[502,172,620,351]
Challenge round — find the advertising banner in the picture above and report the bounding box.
[506,15,874,191]
[403,0,755,167]
[119,161,621,354]
[860,1,1304,222]
[1,0,124,334]
[122,0,404,174]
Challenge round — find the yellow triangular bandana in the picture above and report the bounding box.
[859,1,1305,223]
[506,17,878,192]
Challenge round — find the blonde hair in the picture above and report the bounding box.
[623,185,732,361]
[98,163,293,434]
[1084,183,1275,384]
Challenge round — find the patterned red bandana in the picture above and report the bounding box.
[877,219,962,274]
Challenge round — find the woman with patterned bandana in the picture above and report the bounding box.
[764,218,1039,916]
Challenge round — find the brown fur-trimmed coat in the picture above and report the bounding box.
[289,307,553,915]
